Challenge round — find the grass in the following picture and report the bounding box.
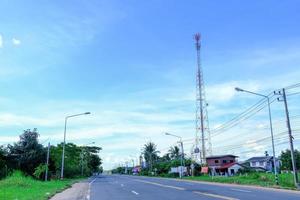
[184,172,300,190]
[0,171,80,200]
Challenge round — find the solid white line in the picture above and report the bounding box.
[89,178,97,185]
[193,191,240,200]
[87,178,97,200]
[230,188,251,193]
[184,182,194,185]
[134,179,185,190]
[131,190,139,195]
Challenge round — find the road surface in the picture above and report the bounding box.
[51,175,300,200]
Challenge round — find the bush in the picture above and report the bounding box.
[259,175,269,182]
[159,173,179,178]
[139,170,150,176]
[33,164,47,180]
[168,172,179,178]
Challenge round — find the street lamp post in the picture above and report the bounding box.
[165,132,185,179]
[81,142,95,176]
[235,87,279,185]
[61,112,91,180]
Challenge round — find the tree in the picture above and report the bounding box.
[168,146,180,160]
[161,153,171,162]
[49,143,102,178]
[280,149,300,171]
[85,146,102,174]
[0,146,8,179]
[7,129,45,176]
[142,142,159,171]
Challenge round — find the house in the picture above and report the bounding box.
[132,166,141,175]
[206,155,243,176]
[246,156,280,172]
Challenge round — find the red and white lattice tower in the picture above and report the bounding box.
[192,33,212,164]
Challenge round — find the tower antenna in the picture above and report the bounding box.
[193,33,212,164]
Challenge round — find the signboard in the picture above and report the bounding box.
[201,167,209,174]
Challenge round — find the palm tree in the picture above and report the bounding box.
[142,142,159,171]
[168,146,180,160]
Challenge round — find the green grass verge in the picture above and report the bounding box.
[0,171,81,200]
[184,172,300,190]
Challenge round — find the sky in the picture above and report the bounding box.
[0,0,300,170]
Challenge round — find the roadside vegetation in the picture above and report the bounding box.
[112,141,300,190]
[0,171,80,200]
[0,128,102,199]
[0,128,102,180]
[184,172,300,189]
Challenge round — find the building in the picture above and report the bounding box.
[132,166,141,175]
[206,155,243,176]
[246,156,280,172]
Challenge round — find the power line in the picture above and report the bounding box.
[210,83,300,138]
[211,97,268,133]
[285,83,300,90]
[211,97,277,137]
[213,130,300,151]
[287,91,300,97]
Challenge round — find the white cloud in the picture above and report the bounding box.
[0,135,19,144]
[206,81,261,105]
[12,38,21,46]
[0,113,61,127]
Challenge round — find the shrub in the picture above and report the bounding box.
[259,175,269,181]
[33,164,47,180]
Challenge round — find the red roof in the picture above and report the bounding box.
[219,162,239,170]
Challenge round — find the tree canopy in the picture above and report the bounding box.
[280,149,300,171]
[0,128,102,180]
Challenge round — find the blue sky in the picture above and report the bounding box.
[0,0,300,169]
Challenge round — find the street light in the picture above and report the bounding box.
[164,132,185,179]
[81,142,95,176]
[60,112,91,179]
[235,87,279,185]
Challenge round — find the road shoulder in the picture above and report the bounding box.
[50,181,89,200]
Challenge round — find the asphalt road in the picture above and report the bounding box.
[86,175,300,200]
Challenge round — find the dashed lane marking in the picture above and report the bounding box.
[134,179,185,191]
[193,191,240,200]
[131,190,139,195]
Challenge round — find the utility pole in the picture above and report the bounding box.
[165,132,185,178]
[281,88,299,188]
[81,148,84,176]
[45,142,50,181]
[60,112,91,179]
[235,87,278,185]
[180,140,185,178]
[125,161,128,174]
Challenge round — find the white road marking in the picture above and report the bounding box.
[134,179,185,191]
[184,182,194,185]
[131,190,139,195]
[230,188,251,193]
[87,178,97,200]
[193,191,240,200]
[90,178,97,185]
